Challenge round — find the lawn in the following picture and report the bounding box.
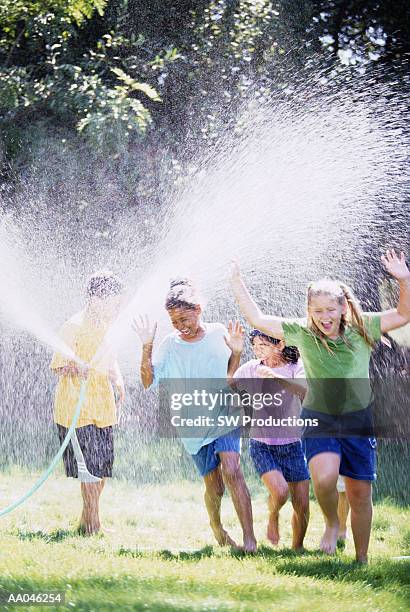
[0,472,409,611]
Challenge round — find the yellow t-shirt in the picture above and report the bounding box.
[50,311,117,428]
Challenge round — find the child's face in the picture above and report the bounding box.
[308,294,346,338]
[252,336,283,361]
[168,306,201,338]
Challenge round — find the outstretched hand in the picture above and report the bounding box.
[381,249,410,281]
[224,320,245,354]
[61,361,89,380]
[132,315,158,345]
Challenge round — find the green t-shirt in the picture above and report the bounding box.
[283,315,381,414]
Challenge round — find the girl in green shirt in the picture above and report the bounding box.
[230,250,410,563]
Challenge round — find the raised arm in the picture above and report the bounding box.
[132,315,157,389]
[378,250,410,334]
[230,261,288,339]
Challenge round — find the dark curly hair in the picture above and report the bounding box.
[86,271,124,299]
[165,278,201,310]
[249,329,300,364]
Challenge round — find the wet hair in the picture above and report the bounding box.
[86,271,124,299]
[249,329,300,364]
[307,278,374,352]
[165,278,201,311]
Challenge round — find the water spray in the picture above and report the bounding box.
[0,380,88,518]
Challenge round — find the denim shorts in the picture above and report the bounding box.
[250,439,310,482]
[301,406,377,481]
[301,405,375,438]
[303,436,377,481]
[191,429,241,477]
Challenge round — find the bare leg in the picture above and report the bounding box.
[337,491,350,540]
[219,451,257,552]
[309,453,340,554]
[261,470,289,545]
[288,480,310,551]
[344,477,372,563]
[79,478,105,535]
[203,466,238,548]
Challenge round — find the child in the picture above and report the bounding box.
[230,250,410,562]
[133,278,257,552]
[233,330,309,550]
[51,271,125,535]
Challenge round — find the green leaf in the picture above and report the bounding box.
[111,67,161,101]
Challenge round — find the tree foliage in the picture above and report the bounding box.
[0,0,161,148]
[0,1,408,155]
[310,0,410,67]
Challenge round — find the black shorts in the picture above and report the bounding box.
[57,424,114,478]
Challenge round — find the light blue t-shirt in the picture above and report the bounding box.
[151,322,235,454]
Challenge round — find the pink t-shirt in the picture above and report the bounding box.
[233,358,305,445]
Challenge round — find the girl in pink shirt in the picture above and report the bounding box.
[234,330,309,550]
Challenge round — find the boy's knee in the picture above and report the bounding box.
[271,486,289,507]
[276,492,289,507]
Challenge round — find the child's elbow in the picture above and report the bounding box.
[141,375,154,390]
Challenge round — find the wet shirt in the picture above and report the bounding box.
[282,315,381,414]
[234,359,305,445]
[50,311,117,428]
[151,323,234,455]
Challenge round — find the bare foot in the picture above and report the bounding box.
[320,523,339,554]
[212,526,240,549]
[88,525,101,535]
[267,511,280,545]
[292,544,305,552]
[243,536,257,553]
[78,520,101,536]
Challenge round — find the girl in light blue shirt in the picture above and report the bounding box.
[134,278,257,552]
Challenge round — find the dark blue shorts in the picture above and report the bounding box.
[57,424,114,478]
[301,405,375,438]
[250,439,310,482]
[191,430,241,477]
[303,436,377,481]
[301,406,377,481]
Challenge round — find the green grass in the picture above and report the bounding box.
[0,473,409,611]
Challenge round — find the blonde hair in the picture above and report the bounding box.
[307,279,374,353]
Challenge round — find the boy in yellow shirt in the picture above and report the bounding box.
[51,271,125,535]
